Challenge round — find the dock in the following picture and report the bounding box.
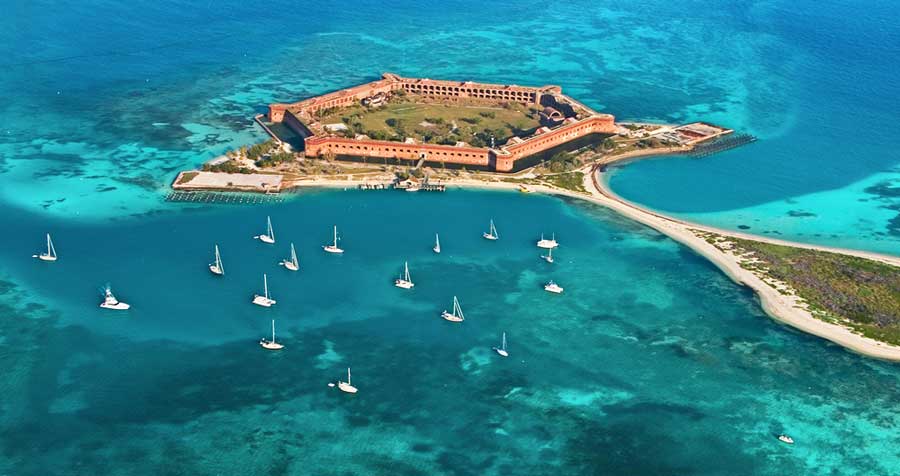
[688,133,757,158]
[165,191,286,205]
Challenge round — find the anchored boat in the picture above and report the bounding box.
[323,225,344,254]
[338,367,358,394]
[252,273,276,307]
[493,332,509,357]
[544,280,564,294]
[433,233,441,254]
[441,295,465,322]
[394,261,414,289]
[536,233,558,249]
[99,285,130,310]
[34,233,57,262]
[483,219,499,241]
[254,216,275,244]
[280,243,299,271]
[209,244,224,275]
[542,247,554,264]
[259,319,284,350]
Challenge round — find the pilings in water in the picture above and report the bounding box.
[688,133,757,158]
[164,191,286,205]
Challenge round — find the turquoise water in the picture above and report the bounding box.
[4,0,900,474]
[3,190,900,475]
[603,1,900,255]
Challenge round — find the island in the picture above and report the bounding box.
[172,73,900,360]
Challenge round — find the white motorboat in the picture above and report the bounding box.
[338,367,358,394]
[542,247,554,264]
[482,219,499,241]
[209,244,224,275]
[441,295,465,322]
[537,233,559,249]
[323,225,344,254]
[492,332,509,357]
[394,261,414,289]
[778,434,794,445]
[280,243,299,271]
[544,280,564,294]
[259,319,284,350]
[252,273,277,307]
[254,216,275,244]
[433,233,441,254]
[34,233,57,262]
[99,285,130,310]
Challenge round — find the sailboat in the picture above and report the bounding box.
[542,246,554,264]
[99,285,130,310]
[33,233,57,262]
[280,243,299,271]
[338,367,358,393]
[252,273,277,307]
[254,216,275,244]
[394,261,414,289]
[482,219,499,241]
[323,225,344,254]
[492,332,509,357]
[537,233,559,249]
[259,319,284,350]
[441,295,465,322]
[544,280,564,294]
[209,244,224,275]
[433,233,441,254]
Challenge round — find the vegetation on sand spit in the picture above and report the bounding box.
[704,234,900,346]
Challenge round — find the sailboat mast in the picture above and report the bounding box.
[404,261,410,281]
[267,216,274,240]
[263,274,269,298]
[347,368,351,385]
[502,332,506,350]
[291,243,297,266]
[333,226,338,247]
[272,319,276,342]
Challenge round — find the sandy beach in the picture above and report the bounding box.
[279,167,900,361]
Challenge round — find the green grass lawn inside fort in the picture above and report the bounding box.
[315,96,542,147]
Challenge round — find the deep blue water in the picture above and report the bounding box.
[3,1,900,474]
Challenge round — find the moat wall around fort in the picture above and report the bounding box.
[266,73,617,172]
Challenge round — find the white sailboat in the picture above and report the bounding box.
[323,225,344,254]
[34,233,57,262]
[433,233,441,254]
[338,367,358,393]
[259,319,284,350]
[254,216,275,244]
[280,243,299,271]
[542,246,554,264]
[441,295,465,322]
[544,280,564,294]
[537,233,559,249]
[252,273,277,307]
[209,244,224,275]
[394,261,414,289]
[482,219,499,241]
[99,285,130,310]
[492,332,509,357]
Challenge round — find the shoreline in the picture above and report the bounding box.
[283,170,900,361]
[171,144,900,361]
